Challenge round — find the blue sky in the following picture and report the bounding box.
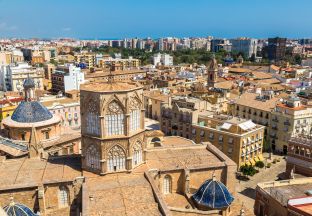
[0,0,311,39]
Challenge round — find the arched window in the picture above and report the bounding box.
[86,145,101,170]
[105,101,124,136]
[86,101,100,136]
[59,186,69,207]
[163,175,172,194]
[108,145,126,172]
[132,141,142,166]
[129,98,141,132]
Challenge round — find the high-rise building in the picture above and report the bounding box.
[152,53,173,66]
[267,37,287,62]
[230,37,258,58]
[211,39,231,52]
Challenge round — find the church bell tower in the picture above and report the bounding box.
[207,55,218,89]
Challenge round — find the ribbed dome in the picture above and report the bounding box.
[192,178,234,209]
[11,101,53,123]
[3,202,37,216]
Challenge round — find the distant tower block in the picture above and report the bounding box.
[207,55,218,88]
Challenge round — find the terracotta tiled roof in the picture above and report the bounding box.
[235,92,280,112]
[145,130,164,137]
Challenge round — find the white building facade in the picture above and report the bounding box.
[230,38,258,58]
[152,53,173,66]
[0,62,44,92]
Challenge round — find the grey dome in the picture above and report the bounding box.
[23,77,35,89]
[3,202,37,216]
[11,101,53,123]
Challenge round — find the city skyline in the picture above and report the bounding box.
[1,0,312,39]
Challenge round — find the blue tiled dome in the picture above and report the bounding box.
[4,202,37,216]
[11,101,53,123]
[192,178,234,209]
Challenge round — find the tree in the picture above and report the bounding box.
[255,161,265,168]
[294,54,302,65]
[240,165,257,177]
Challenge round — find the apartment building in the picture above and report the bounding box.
[51,64,85,93]
[152,53,173,66]
[0,96,23,122]
[235,92,312,154]
[0,50,24,65]
[144,90,170,120]
[41,96,81,129]
[0,62,44,92]
[255,178,312,216]
[98,56,140,69]
[270,96,312,153]
[193,115,265,168]
[286,136,312,177]
[234,92,281,149]
[230,37,258,58]
[267,37,287,62]
[161,96,208,139]
[74,52,96,69]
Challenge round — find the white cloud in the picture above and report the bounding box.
[0,22,17,31]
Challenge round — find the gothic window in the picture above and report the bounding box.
[86,101,100,136]
[105,101,124,136]
[129,98,141,132]
[86,145,101,170]
[132,141,142,166]
[59,186,69,207]
[163,175,172,194]
[108,145,126,172]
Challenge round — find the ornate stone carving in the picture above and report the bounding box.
[133,140,142,151]
[108,145,126,158]
[129,97,140,110]
[107,101,123,114]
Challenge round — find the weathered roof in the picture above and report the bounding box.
[0,157,82,190]
[80,81,142,92]
[83,173,160,216]
[235,92,280,112]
